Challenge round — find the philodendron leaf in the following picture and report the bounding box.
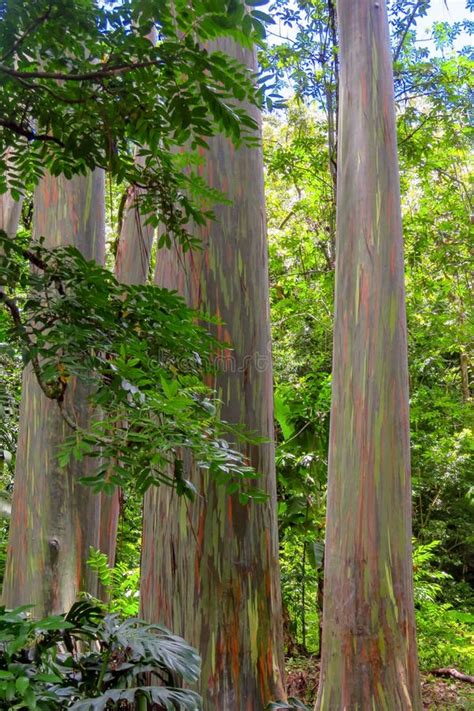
[70,686,202,711]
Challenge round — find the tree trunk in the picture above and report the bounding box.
[0,191,22,239]
[0,151,23,243]
[0,152,23,239]
[140,39,285,711]
[460,351,470,402]
[315,2,422,709]
[98,177,154,567]
[98,26,157,566]
[3,171,105,615]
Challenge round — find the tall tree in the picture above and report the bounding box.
[98,174,155,566]
[3,171,105,615]
[140,38,286,710]
[98,23,157,564]
[315,1,422,708]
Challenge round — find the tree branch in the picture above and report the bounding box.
[0,58,163,83]
[393,0,425,64]
[15,75,91,105]
[278,210,295,230]
[430,668,474,685]
[398,111,436,145]
[0,290,22,330]
[0,119,64,146]
[0,289,64,402]
[57,398,79,431]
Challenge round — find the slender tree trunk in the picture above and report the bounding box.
[98,27,156,566]
[140,39,285,711]
[0,192,22,239]
[0,151,23,238]
[3,171,105,615]
[115,183,154,285]
[460,351,471,402]
[98,177,154,566]
[315,2,422,709]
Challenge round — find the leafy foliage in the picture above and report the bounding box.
[0,0,273,247]
[413,541,474,673]
[87,548,139,618]
[0,600,201,709]
[0,233,263,501]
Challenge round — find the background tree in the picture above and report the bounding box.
[3,170,106,614]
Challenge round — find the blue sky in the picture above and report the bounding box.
[270,1,471,49]
[422,0,468,25]
[418,0,471,45]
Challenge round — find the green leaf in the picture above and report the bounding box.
[15,676,29,695]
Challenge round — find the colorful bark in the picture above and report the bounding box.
[315,2,422,709]
[3,171,105,615]
[140,39,285,710]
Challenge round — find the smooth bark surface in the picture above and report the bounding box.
[140,39,285,711]
[3,171,105,615]
[315,1,422,709]
[0,191,22,239]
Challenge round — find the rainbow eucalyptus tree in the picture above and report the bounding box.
[140,38,285,710]
[3,171,105,615]
[315,1,422,708]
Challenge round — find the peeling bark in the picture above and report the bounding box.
[3,171,105,615]
[315,2,422,709]
[140,39,285,710]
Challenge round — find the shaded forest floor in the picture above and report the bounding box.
[286,656,474,709]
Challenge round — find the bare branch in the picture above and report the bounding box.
[430,668,474,685]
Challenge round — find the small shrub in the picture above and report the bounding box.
[413,541,474,674]
[0,600,201,710]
